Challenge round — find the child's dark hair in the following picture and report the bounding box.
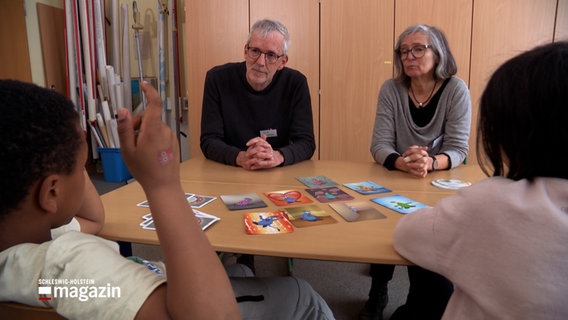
[0,80,83,217]
[477,41,568,180]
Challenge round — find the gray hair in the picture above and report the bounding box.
[393,24,457,82]
[247,19,291,55]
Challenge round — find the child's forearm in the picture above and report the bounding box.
[147,183,240,319]
[75,170,105,234]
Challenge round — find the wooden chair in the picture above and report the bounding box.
[0,301,65,320]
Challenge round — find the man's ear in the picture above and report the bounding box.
[277,55,288,71]
[38,175,59,214]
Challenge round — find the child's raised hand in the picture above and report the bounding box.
[117,82,180,189]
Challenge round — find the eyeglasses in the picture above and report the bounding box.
[398,45,432,59]
[246,46,284,64]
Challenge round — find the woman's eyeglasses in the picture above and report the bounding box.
[398,45,431,59]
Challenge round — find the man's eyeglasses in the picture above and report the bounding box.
[398,45,432,59]
[246,46,284,64]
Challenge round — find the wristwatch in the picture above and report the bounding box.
[430,156,438,171]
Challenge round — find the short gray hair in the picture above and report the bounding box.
[247,19,291,55]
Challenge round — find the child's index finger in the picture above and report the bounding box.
[139,82,163,129]
[141,82,161,111]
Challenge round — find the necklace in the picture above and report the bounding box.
[410,81,437,108]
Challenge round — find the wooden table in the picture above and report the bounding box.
[99,157,486,265]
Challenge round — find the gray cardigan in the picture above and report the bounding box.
[370,77,471,168]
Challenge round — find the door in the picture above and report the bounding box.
[185,0,248,158]
[0,0,32,82]
[37,2,66,95]
[319,0,395,161]
[468,0,557,163]
[250,0,320,158]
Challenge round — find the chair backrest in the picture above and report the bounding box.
[0,301,65,320]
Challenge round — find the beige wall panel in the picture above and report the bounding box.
[469,0,556,163]
[320,0,395,161]
[185,0,248,158]
[250,0,320,159]
[394,0,472,85]
[37,3,66,95]
[556,0,568,41]
[0,0,32,82]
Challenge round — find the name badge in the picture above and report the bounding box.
[260,129,277,138]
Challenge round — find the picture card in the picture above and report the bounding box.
[343,181,391,195]
[244,211,294,235]
[264,189,313,206]
[220,192,267,210]
[193,209,221,230]
[305,187,354,203]
[188,194,217,208]
[140,217,156,230]
[138,193,196,207]
[296,175,339,188]
[140,210,220,231]
[371,194,429,214]
[431,179,472,190]
[329,201,387,222]
[282,204,338,228]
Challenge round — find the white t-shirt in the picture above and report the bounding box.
[50,217,81,239]
[0,231,166,320]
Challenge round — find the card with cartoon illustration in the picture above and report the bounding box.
[264,189,313,206]
[305,187,354,203]
[371,194,429,214]
[243,211,294,234]
[282,204,337,228]
[220,192,267,210]
[193,209,221,230]
[296,175,339,188]
[343,181,391,195]
[329,201,387,222]
[188,194,217,208]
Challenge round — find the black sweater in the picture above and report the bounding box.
[200,62,315,166]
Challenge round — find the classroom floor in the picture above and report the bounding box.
[91,169,409,320]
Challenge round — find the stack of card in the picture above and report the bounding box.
[431,179,472,190]
[137,193,217,208]
[297,176,354,203]
[140,210,220,231]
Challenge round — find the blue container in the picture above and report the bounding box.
[97,148,132,182]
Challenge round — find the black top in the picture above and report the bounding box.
[200,62,316,166]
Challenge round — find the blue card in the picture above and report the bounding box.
[343,181,391,195]
[371,194,429,214]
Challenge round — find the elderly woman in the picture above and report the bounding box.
[394,41,568,319]
[362,25,471,320]
[370,24,471,178]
